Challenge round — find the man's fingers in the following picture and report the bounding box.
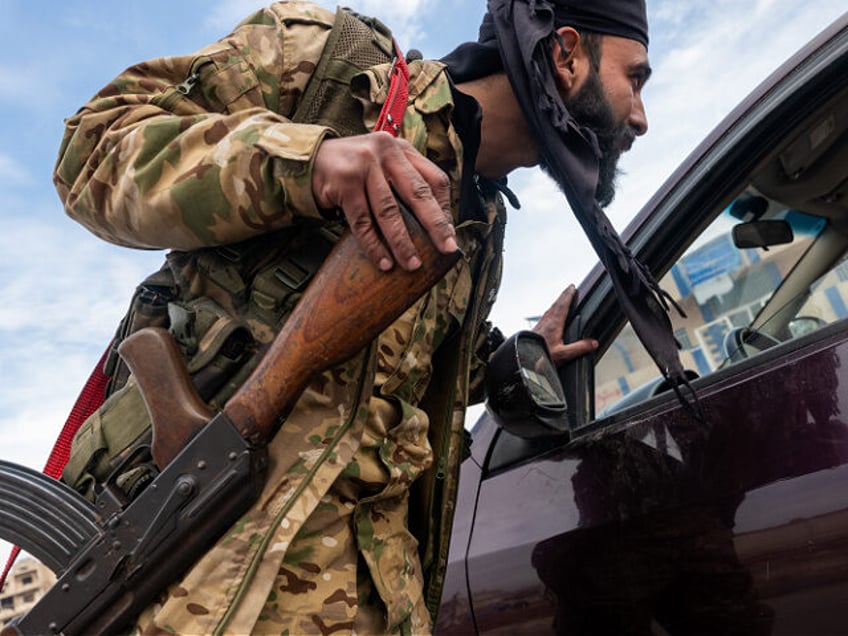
[366,177,421,270]
[401,148,457,254]
[534,286,577,343]
[311,134,456,271]
[548,338,598,366]
[343,192,395,271]
[367,140,456,271]
[533,285,598,366]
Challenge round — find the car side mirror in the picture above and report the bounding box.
[732,220,793,249]
[485,331,569,439]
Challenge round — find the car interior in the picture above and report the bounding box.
[593,79,848,418]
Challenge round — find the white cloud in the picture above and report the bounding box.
[0,215,163,470]
[0,154,32,186]
[204,0,433,53]
[0,17,57,106]
[203,0,429,31]
[204,0,275,32]
[489,168,599,336]
[0,218,161,335]
[348,0,434,45]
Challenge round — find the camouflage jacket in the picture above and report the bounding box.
[55,2,505,634]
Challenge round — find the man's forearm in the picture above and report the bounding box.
[53,8,333,250]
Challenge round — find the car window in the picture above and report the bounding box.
[595,204,832,417]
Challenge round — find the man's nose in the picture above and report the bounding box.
[630,93,648,136]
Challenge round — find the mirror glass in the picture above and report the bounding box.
[517,337,566,408]
[732,220,794,249]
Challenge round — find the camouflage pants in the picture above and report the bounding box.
[254,394,434,635]
[134,352,433,635]
[253,483,431,635]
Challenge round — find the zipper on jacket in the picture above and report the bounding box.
[174,57,214,96]
[175,73,200,95]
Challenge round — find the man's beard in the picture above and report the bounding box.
[560,69,634,208]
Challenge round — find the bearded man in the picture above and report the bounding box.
[53,0,684,633]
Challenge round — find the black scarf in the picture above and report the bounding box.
[443,0,699,415]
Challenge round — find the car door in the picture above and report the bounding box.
[456,15,848,636]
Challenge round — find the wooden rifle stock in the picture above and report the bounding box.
[119,209,461,468]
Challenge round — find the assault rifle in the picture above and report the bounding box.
[0,206,459,635]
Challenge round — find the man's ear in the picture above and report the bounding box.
[551,26,588,95]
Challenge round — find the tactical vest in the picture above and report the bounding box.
[62,7,399,500]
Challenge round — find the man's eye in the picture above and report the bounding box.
[629,66,651,91]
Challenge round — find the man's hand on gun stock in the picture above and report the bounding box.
[312,132,458,272]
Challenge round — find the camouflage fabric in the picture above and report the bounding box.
[55,2,505,634]
[54,1,335,251]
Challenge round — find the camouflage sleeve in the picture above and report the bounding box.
[53,2,337,250]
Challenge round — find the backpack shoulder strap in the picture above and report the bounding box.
[292,7,395,135]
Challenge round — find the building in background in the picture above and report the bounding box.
[0,558,55,626]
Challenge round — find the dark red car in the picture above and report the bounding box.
[437,13,848,636]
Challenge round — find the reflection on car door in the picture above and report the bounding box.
[464,333,848,634]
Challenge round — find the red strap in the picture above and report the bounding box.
[374,39,410,138]
[0,546,20,592]
[0,344,111,588]
[42,344,112,480]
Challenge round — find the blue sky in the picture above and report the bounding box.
[0,0,845,482]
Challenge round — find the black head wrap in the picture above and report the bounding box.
[442,0,648,82]
[443,0,700,415]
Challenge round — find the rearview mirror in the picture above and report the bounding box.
[485,331,569,439]
[732,220,793,249]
